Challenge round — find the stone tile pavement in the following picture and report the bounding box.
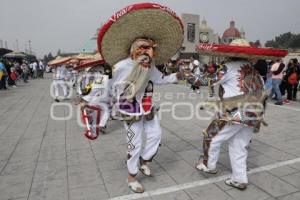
[0,75,300,200]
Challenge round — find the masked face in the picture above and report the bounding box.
[121,39,157,100]
[130,39,156,68]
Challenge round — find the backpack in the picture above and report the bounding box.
[10,72,17,81]
[288,72,298,85]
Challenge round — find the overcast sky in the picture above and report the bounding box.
[1,0,300,58]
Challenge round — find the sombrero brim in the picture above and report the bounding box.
[48,57,71,66]
[74,59,105,71]
[98,3,183,65]
[67,58,80,65]
[197,43,288,60]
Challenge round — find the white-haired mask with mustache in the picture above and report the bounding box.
[122,38,157,100]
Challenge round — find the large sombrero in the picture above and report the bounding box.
[73,53,104,70]
[48,56,71,66]
[74,59,105,71]
[97,2,184,65]
[197,39,288,60]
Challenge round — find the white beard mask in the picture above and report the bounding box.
[122,55,152,100]
[122,39,156,100]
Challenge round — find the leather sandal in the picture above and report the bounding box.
[140,164,152,177]
[195,162,218,174]
[225,178,247,190]
[127,179,145,193]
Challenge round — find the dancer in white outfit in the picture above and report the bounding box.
[97,3,184,193]
[48,57,72,102]
[195,39,288,190]
[53,65,68,102]
[81,72,111,133]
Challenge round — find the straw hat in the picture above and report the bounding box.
[48,56,71,66]
[74,59,105,71]
[97,2,184,65]
[197,39,288,60]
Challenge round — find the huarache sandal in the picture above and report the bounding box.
[195,162,218,174]
[127,179,145,193]
[225,178,247,190]
[140,164,152,177]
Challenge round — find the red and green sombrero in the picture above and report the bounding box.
[74,53,104,70]
[74,59,105,71]
[197,39,288,60]
[48,56,72,67]
[97,2,184,65]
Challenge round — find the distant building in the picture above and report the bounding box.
[199,19,219,44]
[179,13,219,62]
[222,20,243,44]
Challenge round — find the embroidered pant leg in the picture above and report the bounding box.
[207,124,242,170]
[98,103,110,127]
[124,119,143,175]
[141,115,162,161]
[228,125,252,183]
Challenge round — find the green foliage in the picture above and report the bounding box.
[43,52,54,63]
[265,32,300,49]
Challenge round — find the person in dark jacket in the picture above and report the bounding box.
[254,59,268,82]
[285,58,300,101]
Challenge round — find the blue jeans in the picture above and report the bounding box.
[269,78,282,101]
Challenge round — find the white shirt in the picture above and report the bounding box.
[53,65,67,80]
[189,59,199,71]
[213,61,248,98]
[111,57,178,115]
[39,61,44,70]
[32,62,38,71]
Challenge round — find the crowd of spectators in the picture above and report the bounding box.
[156,56,300,104]
[0,58,45,90]
[268,58,300,105]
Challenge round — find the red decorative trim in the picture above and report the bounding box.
[97,2,183,62]
[196,43,288,58]
[81,105,102,140]
[74,59,105,70]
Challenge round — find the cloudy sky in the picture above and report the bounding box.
[1,0,300,58]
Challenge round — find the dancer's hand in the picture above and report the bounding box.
[176,70,193,80]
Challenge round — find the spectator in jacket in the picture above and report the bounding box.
[269,60,286,105]
[285,58,300,101]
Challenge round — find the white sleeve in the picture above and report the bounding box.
[150,66,178,85]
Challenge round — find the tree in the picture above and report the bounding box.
[48,52,54,60]
[42,52,54,63]
[265,32,300,49]
[254,40,261,47]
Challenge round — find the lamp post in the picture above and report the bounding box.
[16,39,19,51]
[28,40,32,54]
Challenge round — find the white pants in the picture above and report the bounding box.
[94,102,110,127]
[207,124,252,183]
[124,115,162,175]
[65,80,72,96]
[53,80,67,98]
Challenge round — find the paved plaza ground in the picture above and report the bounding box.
[1,74,300,200]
